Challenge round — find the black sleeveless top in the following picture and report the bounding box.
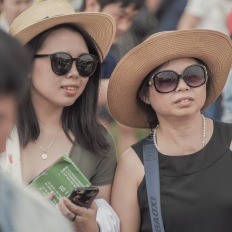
[132,121,232,232]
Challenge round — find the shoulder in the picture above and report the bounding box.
[116,147,144,185]
[71,125,116,160]
[131,133,153,163]
[214,120,232,135]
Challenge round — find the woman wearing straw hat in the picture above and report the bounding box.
[2,0,119,231]
[109,29,232,231]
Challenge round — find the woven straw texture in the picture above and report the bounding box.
[9,0,116,61]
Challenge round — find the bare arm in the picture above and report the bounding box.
[111,148,144,232]
[177,13,201,30]
[95,184,111,202]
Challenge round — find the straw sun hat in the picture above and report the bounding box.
[9,0,116,62]
[108,29,232,128]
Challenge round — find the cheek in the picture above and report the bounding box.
[196,85,207,107]
[148,88,173,114]
[32,61,59,90]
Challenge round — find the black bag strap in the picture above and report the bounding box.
[143,135,165,232]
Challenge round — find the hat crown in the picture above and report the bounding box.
[10,0,75,36]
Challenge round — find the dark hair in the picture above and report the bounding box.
[137,58,214,130]
[98,0,144,10]
[0,29,30,99]
[18,24,110,157]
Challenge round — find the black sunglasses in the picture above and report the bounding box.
[34,52,99,77]
[149,64,208,93]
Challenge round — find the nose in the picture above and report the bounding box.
[175,77,190,92]
[65,62,79,79]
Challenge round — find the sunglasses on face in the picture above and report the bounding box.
[148,64,208,93]
[34,52,99,77]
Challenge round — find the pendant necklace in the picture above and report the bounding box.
[35,129,61,160]
[153,114,206,152]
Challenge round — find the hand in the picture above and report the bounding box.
[45,192,55,201]
[58,197,99,232]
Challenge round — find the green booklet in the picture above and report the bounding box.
[29,155,91,204]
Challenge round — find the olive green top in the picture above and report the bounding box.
[69,129,117,186]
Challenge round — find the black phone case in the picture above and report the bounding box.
[68,187,99,208]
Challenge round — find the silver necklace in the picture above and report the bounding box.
[153,114,206,151]
[35,129,61,160]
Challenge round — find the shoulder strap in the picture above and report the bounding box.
[143,135,165,232]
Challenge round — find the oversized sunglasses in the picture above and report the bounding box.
[34,52,99,77]
[149,64,208,93]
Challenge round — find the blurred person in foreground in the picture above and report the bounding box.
[0,0,32,32]
[0,28,74,232]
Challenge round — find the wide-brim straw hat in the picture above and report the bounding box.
[108,29,232,128]
[9,0,116,62]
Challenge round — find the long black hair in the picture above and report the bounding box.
[137,58,214,130]
[18,24,110,157]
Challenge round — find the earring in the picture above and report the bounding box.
[145,97,150,104]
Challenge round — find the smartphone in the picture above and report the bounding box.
[68,187,99,208]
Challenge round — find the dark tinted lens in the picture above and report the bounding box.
[183,65,206,87]
[76,54,97,77]
[51,53,72,76]
[154,71,178,93]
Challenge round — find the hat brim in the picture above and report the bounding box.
[108,29,232,128]
[10,12,115,62]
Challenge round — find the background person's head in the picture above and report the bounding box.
[0,0,32,28]
[0,29,30,152]
[85,0,143,42]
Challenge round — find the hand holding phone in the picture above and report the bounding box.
[68,187,99,208]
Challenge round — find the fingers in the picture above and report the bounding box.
[59,198,99,232]
[89,201,97,210]
[63,198,86,214]
[59,198,77,221]
[45,191,54,200]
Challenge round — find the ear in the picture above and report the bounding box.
[140,93,150,105]
[85,0,100,12]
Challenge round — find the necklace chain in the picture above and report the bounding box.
[35,129,61,160]
[153,114,206,152]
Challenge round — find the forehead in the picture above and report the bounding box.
[155,58,199,73]
[40,28,88,53]
[102,1,137,15]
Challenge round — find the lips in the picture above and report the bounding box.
[174,97,193,104]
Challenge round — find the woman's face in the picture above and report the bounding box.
[31,28,90,107]
[148,57,207,118]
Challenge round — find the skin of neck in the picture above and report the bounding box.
[156,113,205,154]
